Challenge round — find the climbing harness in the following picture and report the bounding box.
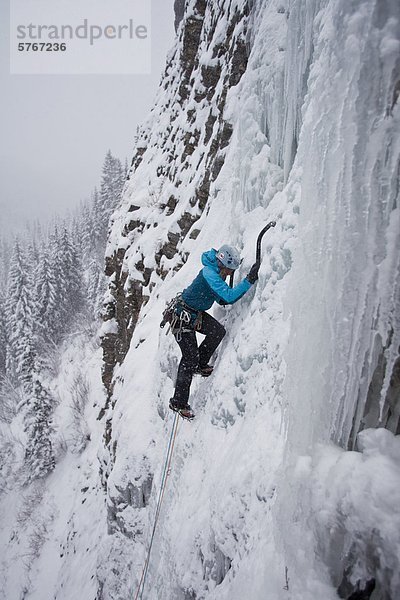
[160,294,202,341]
[133,413,180,600]
[160,294,181,330]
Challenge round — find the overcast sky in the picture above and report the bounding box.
[0,0,176,236]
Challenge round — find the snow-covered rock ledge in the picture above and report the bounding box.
[101,0,250,394]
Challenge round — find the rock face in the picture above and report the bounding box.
[101,0,249,396]
[99,5,251,586]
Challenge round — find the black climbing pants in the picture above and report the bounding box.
[173,312,226,406]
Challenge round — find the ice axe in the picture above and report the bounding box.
[229,220,277,287]
[256,220,277,263]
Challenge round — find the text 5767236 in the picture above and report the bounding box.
[18,43,67,51]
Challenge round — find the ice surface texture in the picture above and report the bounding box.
[100,0,400,598]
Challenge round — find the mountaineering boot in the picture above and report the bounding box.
[195,364,214,377]
[169,398,195,420]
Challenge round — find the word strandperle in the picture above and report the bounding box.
[16,19,148,46]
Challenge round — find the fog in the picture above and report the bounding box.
[0,0,175,236]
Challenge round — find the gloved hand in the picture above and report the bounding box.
[247,261,260,284]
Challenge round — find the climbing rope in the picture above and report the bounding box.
[134,412,180,600]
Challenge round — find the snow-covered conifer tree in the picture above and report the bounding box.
[25,237,39,279]
[121,157,128,193]
[5,240,34,385]
[80,200,96,267]
[48,226,68,342]
[0,294,6,376]
[70,215,83,260]
[24,376,55,483]
[99,151,124,238]
[19,332,37,393]
[33,247,59,349]
[0,238,11,289]
[87,259,105,318]
[91,187,104,254]
[59,227,83,317]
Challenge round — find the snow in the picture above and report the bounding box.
[99,318,119,336]
[288,429,400,593]
[99,0,399,597]
[0,334,107,600]
[1,0,399,598]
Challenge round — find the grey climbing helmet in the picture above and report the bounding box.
[216,245,241,270]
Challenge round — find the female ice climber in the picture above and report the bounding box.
[166,245,260,419]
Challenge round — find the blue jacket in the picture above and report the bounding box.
[181,249,252,311]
